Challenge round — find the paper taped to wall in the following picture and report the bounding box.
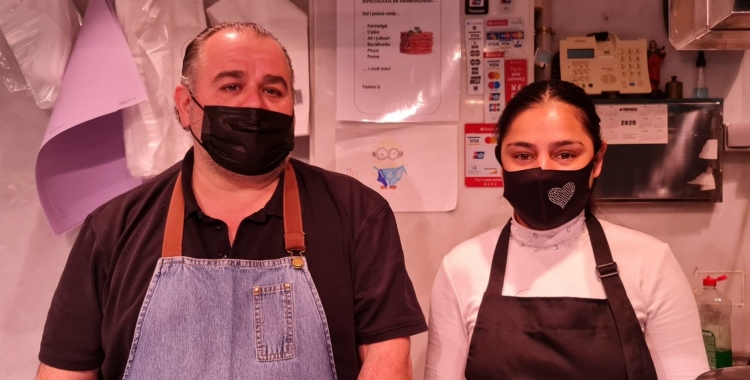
[335,125,458,212]
[336,0,460,122]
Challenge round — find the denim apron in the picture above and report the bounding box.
[122,163,337,380]
[464,217,658,380]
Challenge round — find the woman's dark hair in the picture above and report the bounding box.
[495,80,603,215]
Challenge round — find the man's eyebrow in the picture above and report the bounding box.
[212,70,245,84]
[262,74,289,91]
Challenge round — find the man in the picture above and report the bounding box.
[37,22,426,380]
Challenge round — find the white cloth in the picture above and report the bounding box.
[425,213,709,380]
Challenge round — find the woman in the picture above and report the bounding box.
[425,80,708,380]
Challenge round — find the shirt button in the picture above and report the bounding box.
[215,226,222,232]
[219,253,227,259]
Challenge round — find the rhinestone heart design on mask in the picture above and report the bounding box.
[548,182,575,209]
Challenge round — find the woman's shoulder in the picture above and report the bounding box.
[597,218,673,258]
[441,226,503,272]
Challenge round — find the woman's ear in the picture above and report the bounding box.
[592,141,608,179]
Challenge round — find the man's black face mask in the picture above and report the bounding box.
[188,94,295,176]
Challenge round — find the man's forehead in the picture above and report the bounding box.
[199,30,290,78]
[202,30,282,60]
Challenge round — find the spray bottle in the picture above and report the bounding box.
[696,275,732,369]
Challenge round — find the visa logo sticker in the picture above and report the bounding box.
[487,40,513,48]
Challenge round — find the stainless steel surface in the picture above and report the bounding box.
[594,99,723,202]
[670,0,750,50]
[709,0,750,29]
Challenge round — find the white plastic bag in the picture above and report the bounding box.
[115,0,207,178]
[0,0,80,109]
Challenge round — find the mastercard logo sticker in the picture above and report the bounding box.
[488,81,501,89]
[485,136,497,144]
[487,71,501,79]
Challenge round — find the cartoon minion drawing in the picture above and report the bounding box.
[372,140,407,190]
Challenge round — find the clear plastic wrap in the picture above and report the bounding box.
[0,0,80,109]
[115,0,207,178]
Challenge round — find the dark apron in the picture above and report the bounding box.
[465,216,658,380]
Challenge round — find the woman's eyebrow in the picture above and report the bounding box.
[505,141,534,148]
[549,140,584,148]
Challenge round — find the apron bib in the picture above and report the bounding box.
[122,164,337,380]
[465,217,658,380]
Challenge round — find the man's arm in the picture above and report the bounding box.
[358,337,412,380]
[36,364,98,380]
[39,216,107,377]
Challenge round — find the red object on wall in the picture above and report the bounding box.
[504,59,527,104]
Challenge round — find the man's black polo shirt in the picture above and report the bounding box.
[39,150,427,380]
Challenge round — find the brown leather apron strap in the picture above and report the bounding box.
[162,173,185,258]
[586,216,658,380]
[283,163,306,253]
[161,163,306,259]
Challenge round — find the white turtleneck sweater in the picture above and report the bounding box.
[424,213,709,380]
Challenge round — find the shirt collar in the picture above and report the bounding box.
[181,149,285,221]
[509,211,587,250]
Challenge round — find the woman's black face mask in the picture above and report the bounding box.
[496,145,595,230]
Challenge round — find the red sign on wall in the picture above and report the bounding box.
[504,59,528,103]
[465,124,503,188]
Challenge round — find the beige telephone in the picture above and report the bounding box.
[560,33,650,95]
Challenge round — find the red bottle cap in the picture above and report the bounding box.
[703,275,728,286]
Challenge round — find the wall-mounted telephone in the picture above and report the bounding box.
[560,33,650,95]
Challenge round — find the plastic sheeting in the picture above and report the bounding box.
[115,0,207,178]
[0,29,77,379]
[0,0,80,109]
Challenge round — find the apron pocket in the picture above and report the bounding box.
[252,282,296,362]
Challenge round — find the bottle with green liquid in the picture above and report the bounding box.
[696,275,733,369]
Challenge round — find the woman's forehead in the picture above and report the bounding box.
[504,102,591,142]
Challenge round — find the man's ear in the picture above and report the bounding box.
[592,141,608,179]
[174,85,193,128]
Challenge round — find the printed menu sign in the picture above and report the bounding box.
[337,0,460,122]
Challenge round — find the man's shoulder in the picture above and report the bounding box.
[87,161,181,235]
[291,159,388,212]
